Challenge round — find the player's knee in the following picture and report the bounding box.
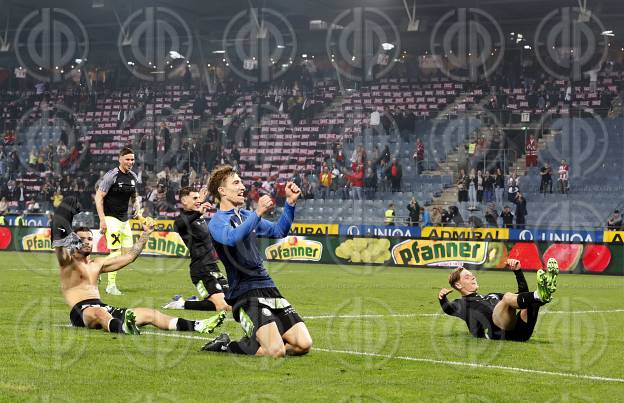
[503,292,517,304]
[265,344,286,358]
[297,336,313,354]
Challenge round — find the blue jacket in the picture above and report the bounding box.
[208,203,295,303]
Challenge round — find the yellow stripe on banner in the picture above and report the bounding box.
[421,226,509,241]
[603,231,624,243]
[289,223,339,236]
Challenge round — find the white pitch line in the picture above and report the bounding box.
[313,348,624,384]
[52,325,624,383]
[304,309,624,320]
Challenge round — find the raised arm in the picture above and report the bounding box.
[438,288,463,318]
[97,219,154,273]
[256,201,295,238]
[208,211,261,247]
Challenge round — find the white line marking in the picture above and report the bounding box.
[313,348,624,384]
[53,325,624,383]
[304,309,624,320]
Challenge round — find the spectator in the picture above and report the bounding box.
[558,159,569,194]
[607,210,622,230]
[483,171,494,203]
[540,162,553,194]
[14,182,26,211]
[447,206,464,226]
[348,163,364,200]
[51,190,63,208]
[525,135,538,169]
[388,157,402,192]
[476,169,484,204]
[457,169,468,206]
[364,167,377,199]
[318,165,332,199]
[0,197,7,214]
[26,198,40,213]
[514,192,527,229]
[507,172,520,202]
[377,159,390,192]
[500,206,514,229]
[430,207,442,226]
[494,167,505,207]
[468,169,478,210]
[422,207,431,226]
[485,203,499,227]
[384,203,395,226]
[407,197,420,227]
[413,138,425,174]
[15,210,26,226]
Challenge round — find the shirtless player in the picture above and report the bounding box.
[51,199,226,335]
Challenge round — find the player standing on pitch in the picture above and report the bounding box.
[201,165,312,357]
[438,258,559,341]
[95,147,142,295]
[161,186,231,312]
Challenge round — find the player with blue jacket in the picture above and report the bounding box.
[201,165,312,357]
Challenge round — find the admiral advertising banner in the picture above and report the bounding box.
[2,226,623,275]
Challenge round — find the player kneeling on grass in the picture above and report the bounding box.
[201,165,312,357]
[51,202,226,336]
[438,258,559,341]
[162,186,231,312]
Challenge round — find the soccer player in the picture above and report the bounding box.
[161,186,231,311]
[201,165,312,357]
[51,204,225,335]
[438,258,559,341]
[95,147,142,295]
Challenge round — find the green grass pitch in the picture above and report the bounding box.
[0,251,623,402]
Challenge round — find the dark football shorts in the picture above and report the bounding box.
[190,263,229,299]
[69,298,126,328]
[232,288,303,341]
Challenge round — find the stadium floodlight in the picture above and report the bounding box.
[524,45,531,50]
[382,43,395,51]
[75,58,84,64]
[212,50,225,54]
[601,30,614,37]
[169,50,184,59]
[277,45,285,49]
[92,0,104,8]
[127,61,135,66]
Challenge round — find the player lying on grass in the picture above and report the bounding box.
[201,165,312,357]
[51,198,226,335]
[438,258,559,341]
[162,186,231,312]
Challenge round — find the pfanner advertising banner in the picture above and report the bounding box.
[7,227,189,257]
[1,226,623,275]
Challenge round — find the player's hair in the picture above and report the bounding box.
[448,267,465,290]
[119,147,134,157]
[73,226,92,234]
[207,165,237,204]
[178,186,196,200]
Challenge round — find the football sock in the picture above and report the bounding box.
[107,250,121,286]
[517,291,540,308]
[108,318,125,333]
[227,337,257,355]
[514,270,529,293]
[175,318,196,331]
[184,299,216,311]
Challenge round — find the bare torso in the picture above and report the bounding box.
[60,257,103,307]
